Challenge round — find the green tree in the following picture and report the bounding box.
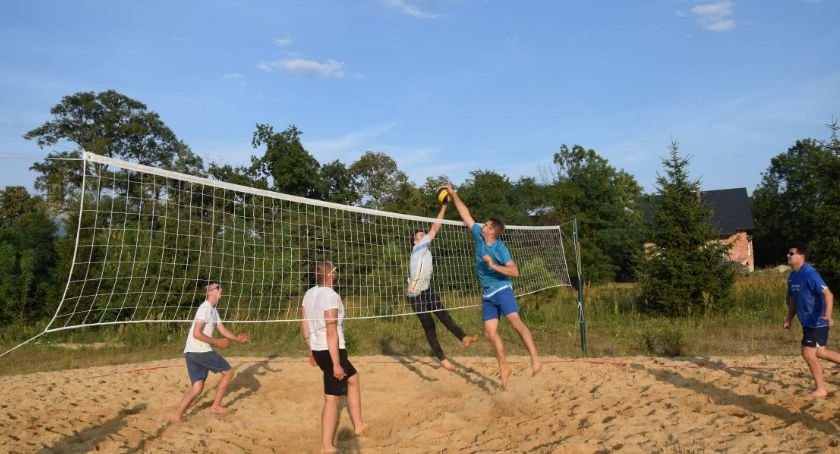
[25,90,205,211]
[383,180,425,214]
[548,144,644,283]
[0,186,40,228]
[637,142,735,316]
[811,119,840,291]
[750,138,829,267]
[250,124,322,198]
[318,160,360,205]
[349,151,409,210]
[208,160,268,189]
[0,187,58,322]
[456,170,528,224]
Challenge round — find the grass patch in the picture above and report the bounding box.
[0,269,798,376]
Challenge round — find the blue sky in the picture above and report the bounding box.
[1,0,838,195]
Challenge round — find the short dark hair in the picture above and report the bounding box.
[791,242,810,260]
[488,217,505,235]
[414,228,425,237]
[314,260,335,286]
[205,280,220,290]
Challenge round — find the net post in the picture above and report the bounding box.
[44,155,89,333]
[573,218,587,356]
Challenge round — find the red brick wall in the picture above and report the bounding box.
[644,231,755,272]
[713,231,754,272]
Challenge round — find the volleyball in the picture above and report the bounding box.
[435,187,452,204]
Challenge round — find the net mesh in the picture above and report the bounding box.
[46,152,572,332]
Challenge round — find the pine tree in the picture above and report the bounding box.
[637,141,735,316]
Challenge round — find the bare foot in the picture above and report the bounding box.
[500,366,513,390]
[210,405,229,414]
[531,359,543,377]
[168,414,182,424]
[462,335,478,348]
[441,359,456,371]
[810,389,828,398]
[354,422,371,436]
[320,446,338,453]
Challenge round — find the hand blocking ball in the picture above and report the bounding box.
[435,187,452,204]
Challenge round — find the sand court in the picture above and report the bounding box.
[2,355,840,453]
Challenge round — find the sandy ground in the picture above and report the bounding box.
[2,354,840,453]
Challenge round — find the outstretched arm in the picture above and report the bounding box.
[446,183,475,228]
[425,203,448,241]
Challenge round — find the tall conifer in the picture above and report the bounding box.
[638,141,735,316]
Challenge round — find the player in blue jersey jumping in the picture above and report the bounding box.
[445,183,541,390]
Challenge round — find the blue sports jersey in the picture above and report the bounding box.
[470,223,513,295]
[788,263,830,328]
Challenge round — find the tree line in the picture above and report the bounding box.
[1,89,838,323]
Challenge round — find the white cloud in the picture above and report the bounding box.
[704,18,735,32]
[257,58,346,79]
[221,73,247,86]
[690,1,736,32]
[274,37,292,47]
[380,0,442,19]
[306,123,398,159]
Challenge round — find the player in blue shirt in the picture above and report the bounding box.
[784,242,839,398]
[445,183,542,390]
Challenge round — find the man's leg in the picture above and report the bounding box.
[211,368,234,413]
[416,312,453,370]
[505,312,542,376]
[321,394,340,452]
[802,346,828,397]
[484,318,512,389]
[346,373,366,435]
[816,346,840,364]
[169,380,204,423]
[435,309,476,347]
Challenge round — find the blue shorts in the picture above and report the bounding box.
[802,326,830,348]
[481,286,519,321]
[185,351,231,384]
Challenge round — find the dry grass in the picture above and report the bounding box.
[0,270,795,376]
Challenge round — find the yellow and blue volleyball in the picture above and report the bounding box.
[435,187,452,204]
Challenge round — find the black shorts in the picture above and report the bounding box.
[407,288,443,313]
[802,326,830,348]
[312,349,358,396]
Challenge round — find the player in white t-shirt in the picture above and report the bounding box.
[301,261,366,453]
[407,203,476,371]
[169,280,250,424]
